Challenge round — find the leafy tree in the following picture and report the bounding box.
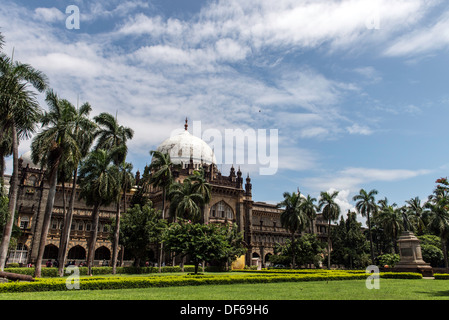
[273,234,324,268]
[94,112,134,274]
[331,211,369,269]
[353,188,378,265]
[168,178,205,222]
[31,90,83,278]
[148,150,176,272]
[57,100,96,277]
[163,220,244,274]
[319,190,341,269]
[78,149,120,275]
[116,202,166,266]
[277,191,309,268]
[0,52,47,271]
[405,196,426,235]
[375,203,403,253]
[425,177,449,268]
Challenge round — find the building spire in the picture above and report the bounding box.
[184,117,188,131]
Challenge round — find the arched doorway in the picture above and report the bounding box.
[67,245,86,260]
[95,246,111,261]
[43,244,58,260]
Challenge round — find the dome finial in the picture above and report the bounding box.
[184,117,188,131]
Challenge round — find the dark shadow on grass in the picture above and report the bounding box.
[416,290,449,297]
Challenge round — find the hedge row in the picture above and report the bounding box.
[235,269,366,274]
[0,271,422,293]
[3,265,223,277]
[434,274,449,280]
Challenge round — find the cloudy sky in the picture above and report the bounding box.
[2,0,449,220]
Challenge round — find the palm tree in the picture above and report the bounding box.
[277,191,308,268]
[187,168,211,222]
[319,190,341,269]
[168,179,205,222]
[299,194,317,233]
[352,189,378,265]
[376,204,403,253]
[57,101,96,277]
[425,180,449,269]
[31,90,81,278]
[78,149,120,275]
[94,112,134,274]
[0,53,47,271]
[405,196,426,235]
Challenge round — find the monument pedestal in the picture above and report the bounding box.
[393,231,433,277]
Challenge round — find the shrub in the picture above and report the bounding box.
[377,253,400,267]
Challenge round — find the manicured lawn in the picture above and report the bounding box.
[0,278,448,300]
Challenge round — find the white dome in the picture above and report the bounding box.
[156,130,216,166]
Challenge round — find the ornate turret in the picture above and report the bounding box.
[245,173,252,197]
[236,167,243,189]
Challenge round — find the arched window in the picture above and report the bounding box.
[210,201,234,220]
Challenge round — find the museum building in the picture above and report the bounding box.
[6,121,331,268]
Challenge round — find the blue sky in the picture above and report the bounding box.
[2,0,449,220]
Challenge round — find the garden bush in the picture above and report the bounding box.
[0,270,423,293]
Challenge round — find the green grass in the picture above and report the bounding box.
[0,278,448,300]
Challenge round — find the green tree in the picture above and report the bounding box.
[405,196,426,235]
[273,234,324,268]
[353,189,378,265]
[168,178,206,222]
[277,191,309,268]
[78,149,120,275]
[116,202,166,266]
[31,90,83,278]
[299,194,317,233]
[331,211,369,269]
[57,100,96,277]
[148,150,176,272]
[163,220,244,274]
[0,52,47,271]
[376,203,403,253]
[319,190,341,269]
[94,112,134,274]
[425,178,449,269]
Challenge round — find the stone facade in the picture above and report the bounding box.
[7,135,331,268]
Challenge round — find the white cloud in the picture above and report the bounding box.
[384,9,449,56]
[346,123,373,135]
[304,167,432,193]
[34,7,65,23]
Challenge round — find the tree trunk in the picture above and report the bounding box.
[291,232,296,268]
[0,271,34,282]
[57,168,78,277]
[158,188,166,273]
[111,199,120,274]
[87,203,101,276]
[327,219,331,269]
[442,238,448,269]
[34,163,59,278]
[0,126,18,271]
[367,213,375,264]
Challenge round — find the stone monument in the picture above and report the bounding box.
[393,230,433,277]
